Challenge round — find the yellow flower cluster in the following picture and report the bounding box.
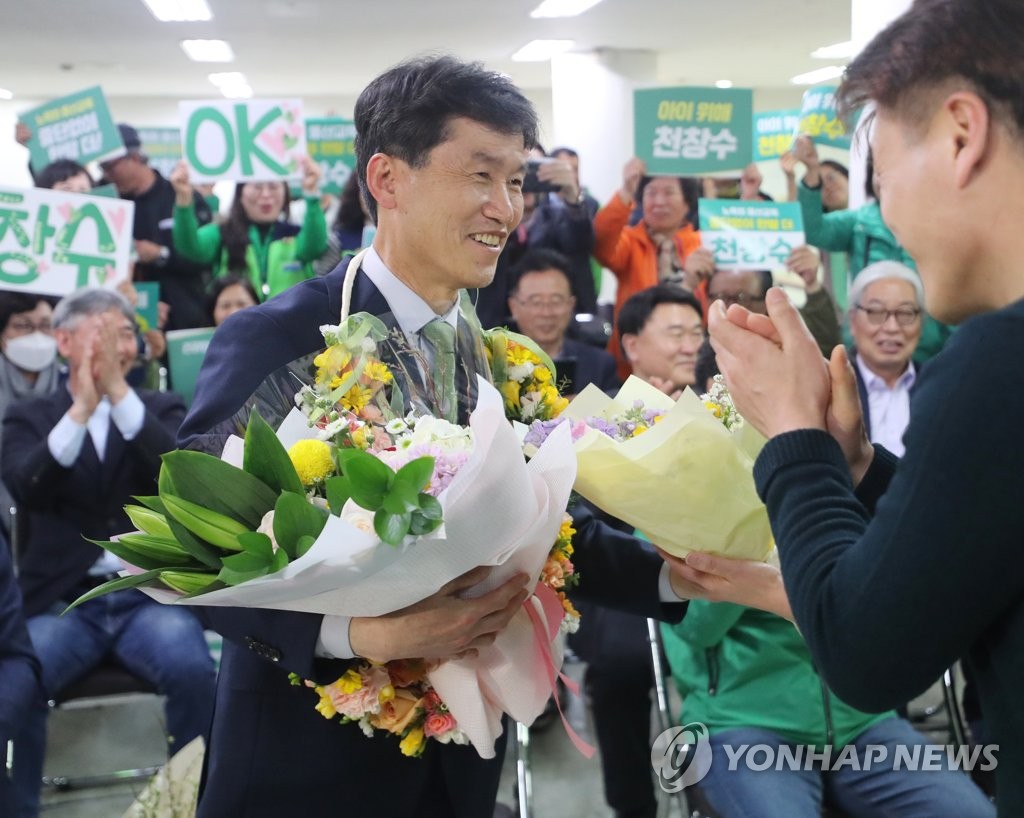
[288,439,336,487]
[502,340,569,421]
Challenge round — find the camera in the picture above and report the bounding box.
[522,158,562,194]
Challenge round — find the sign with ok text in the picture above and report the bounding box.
[180,99,307,183]
[21,86,125,172]
[634,87,753,175]
[0,186,135,295]
[698,199,805,270]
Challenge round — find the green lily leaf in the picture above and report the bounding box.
[217,547,288,586]
[64,569,165,613]
[243,411,305,496]
[295,534,317,558]
[381,479,421,515]
[338,448,393,509]
[161,450,278,529]
[325,475,352,515]
[395,456,435,492]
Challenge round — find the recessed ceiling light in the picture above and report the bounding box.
[811,41,857,60]
[181,39,234,62]
[0,88,13,100]
[790,65,846,86]
[530,0,603,18]
[715,80,733,89]
[511,40,575,62]
[140,0,212,22]
[208,72,252,98]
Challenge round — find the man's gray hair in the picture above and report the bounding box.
[53,287,135,329]
[848,261,925,311]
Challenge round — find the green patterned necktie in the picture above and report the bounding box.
[420,318,457,422]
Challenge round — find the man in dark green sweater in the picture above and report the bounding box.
[707,0,1024,814]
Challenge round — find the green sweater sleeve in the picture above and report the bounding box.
[294,195,328,263]
[671,599,746,649]
[173,203,223,265]
[798,182,858,254]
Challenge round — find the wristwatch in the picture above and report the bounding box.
[155,245,171,266]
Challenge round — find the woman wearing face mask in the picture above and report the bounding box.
[0,293,60,539]
[169,158,327,300]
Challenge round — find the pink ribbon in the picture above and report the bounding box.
[524,582,595,758]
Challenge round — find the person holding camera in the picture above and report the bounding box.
[471,148,596,329]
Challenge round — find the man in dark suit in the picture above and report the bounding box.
[177,56,789,818]
[0,535,41,818]
[2,288,215,818]
[506,247,620,396]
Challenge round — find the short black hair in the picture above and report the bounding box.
[636,176,702,227]
[617,285,703,341]
[837,0,1024,137]
[509,248,573,295]
[694,338,720,393]
[549,146,578,160]
[36,159,92,191]
[0,292,56,333]
[354,55,539,222]
[206,274,261,325]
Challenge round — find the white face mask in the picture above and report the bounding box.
[3,331,58,373]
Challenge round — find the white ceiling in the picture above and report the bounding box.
[2,0,851,101]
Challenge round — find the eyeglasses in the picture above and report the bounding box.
[855,304,921,327]
[515,295,572,310]
[709,292,765,307]
[7,319,53,335]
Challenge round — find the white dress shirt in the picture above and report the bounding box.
[856,356,916,457]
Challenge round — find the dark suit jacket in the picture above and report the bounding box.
[558,337,621,395]
[180,259,686,817]
[2,386,185,617]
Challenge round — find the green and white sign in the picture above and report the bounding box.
[306,118,356,196]
[753,109,801,161]
[21,86,124,172]
[634,87,753,175]
[180,99,307,183]
[698,199,805,270]
[797,86,853,149]
[134,281,160,332]
[0,186,134,295]
[166,326,216,407]
[138,127,182,179]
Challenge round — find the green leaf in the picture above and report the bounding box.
[325,475,352,515]
[116,533,196,565]
[272,492,329,560]
[337,448,393,509]
[217,548,288,586]
[237,531,275,557]
[84,537,174,572]
[161,450,278,529]
[64,569,166,613]
[395,456,435,492]
[243,411,305,496]
[417,493,443,520]
[132,495,168,515]
[374,508,411,546]
[381,479,421,515]
[295,534,317,558]
[409,513,443,537]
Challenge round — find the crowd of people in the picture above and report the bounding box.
[1,0,1018,816]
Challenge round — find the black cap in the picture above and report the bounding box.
[117,123,142,150]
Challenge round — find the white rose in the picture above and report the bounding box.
[340,499,375,535]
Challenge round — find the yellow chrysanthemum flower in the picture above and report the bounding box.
[341,383,374,413]
[337,669,363,694]
[399,727,426,757]
[314,346,352,383]
[288,439,336,487]
[507,344,536,367]
[362,359,394,385]
[534,365,553,384]
[350,425,371,450]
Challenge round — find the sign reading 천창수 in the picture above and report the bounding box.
[306,118,356,196]
[21,86,125,172]
[698,199,805,270]
[753,109,801,161]
[0,186,135,296]
[634,87,753,176]
[797,86,857,149]
[180,98,308,183]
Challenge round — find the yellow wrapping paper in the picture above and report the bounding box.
[562,376,772,561]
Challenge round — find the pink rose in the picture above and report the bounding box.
[423,709,457,738]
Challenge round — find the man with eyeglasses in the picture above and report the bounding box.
[706,245,841,356]
[506,248,619,397]
[847,261,922,457]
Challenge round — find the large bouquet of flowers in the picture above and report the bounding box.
[73,288,579,758]
[524,374,772,562]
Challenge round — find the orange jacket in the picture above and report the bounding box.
[593,193,705,379]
